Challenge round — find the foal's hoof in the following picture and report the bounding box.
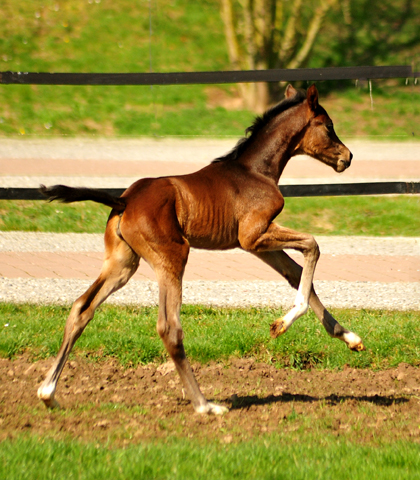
[196,402,229,415]
[39,396,61,410]
[270,319,287,339]
[350,342,365,352]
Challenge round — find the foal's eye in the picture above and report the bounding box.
[326,123,334,132]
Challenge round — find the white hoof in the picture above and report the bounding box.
[343,331,365,351]
[208,402,229,415]
[38,384,60,409]
[195,402,229,415]
[270,298,309,338]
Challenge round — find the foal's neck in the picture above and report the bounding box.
[239,105,307,184]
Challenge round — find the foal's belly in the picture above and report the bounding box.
[187,235,240,251]
[181,207,240,250]
[172,172,242,250]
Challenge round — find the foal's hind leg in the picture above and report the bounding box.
[253,250,365,351]
[38,218,139,408]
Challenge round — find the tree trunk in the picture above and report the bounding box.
[219,0,336,112]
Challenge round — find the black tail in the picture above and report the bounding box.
[39,184,126,212]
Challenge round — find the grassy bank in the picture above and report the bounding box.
[0,0,248,138]
[0,1,418,138]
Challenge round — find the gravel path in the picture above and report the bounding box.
[1,278,419,311]
[1,138,419,187]
[0,233,419,310]
[1,232,419,256]
[1,138,419,162]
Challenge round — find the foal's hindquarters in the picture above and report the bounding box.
[37,207,228,414]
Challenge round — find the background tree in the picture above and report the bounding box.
[220,0,420,112]
[220,0,337,112]
[312,0,420,70]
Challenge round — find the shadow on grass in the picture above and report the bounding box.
[226,392,409,410]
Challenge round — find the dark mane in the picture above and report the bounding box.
[214,89,306,163]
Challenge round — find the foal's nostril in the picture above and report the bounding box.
[349,152,353,163]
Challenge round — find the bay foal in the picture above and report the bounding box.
[38,84,364,415]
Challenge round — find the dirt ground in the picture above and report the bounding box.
[1,356,420,446]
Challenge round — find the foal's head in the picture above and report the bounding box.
[290,84,352,173]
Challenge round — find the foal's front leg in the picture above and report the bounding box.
[240,223,321,337]
[253,250,365,351]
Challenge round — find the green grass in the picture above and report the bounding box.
[1,304,419,370]
[0,0,254,138]
[0,199,110,233]
[1,195,419,236]
[321,86,420,139]
[2,304,420,479]
[278,195,420,236]
[1,434,420,480]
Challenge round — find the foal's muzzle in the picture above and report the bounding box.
[337,152,352,172]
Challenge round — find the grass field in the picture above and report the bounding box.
[1,435,420,480]
[0,0,250,138]
[1,195,419,236]
[1,304,420,479]
[2,304,419,372]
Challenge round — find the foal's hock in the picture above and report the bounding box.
[38,85,364,415]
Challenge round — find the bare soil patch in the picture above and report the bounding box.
[1,356,420,446]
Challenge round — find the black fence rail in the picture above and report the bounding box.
[1,182,419,201]
[0,65,417,86]
[1,66,418,201]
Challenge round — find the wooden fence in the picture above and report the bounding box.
[1,65,418,199]
[0,65,416,85]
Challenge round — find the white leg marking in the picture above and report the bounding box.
[343,331,365,351]
[37,382,55,400]
[271,288,310,338]
[195,402,229,415]
[38,381,61,408]
[282,290,309,327]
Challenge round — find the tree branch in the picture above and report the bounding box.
[240,0,256,69]
[278,0,303,64]
[220,0,242,69]
[287,0,335,70]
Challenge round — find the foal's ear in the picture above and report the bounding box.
[285,84,298,99]
[307,84,319,111]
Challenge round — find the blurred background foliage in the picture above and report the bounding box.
[0,0,418,138]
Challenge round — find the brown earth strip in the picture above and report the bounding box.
[1,356,419,445]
